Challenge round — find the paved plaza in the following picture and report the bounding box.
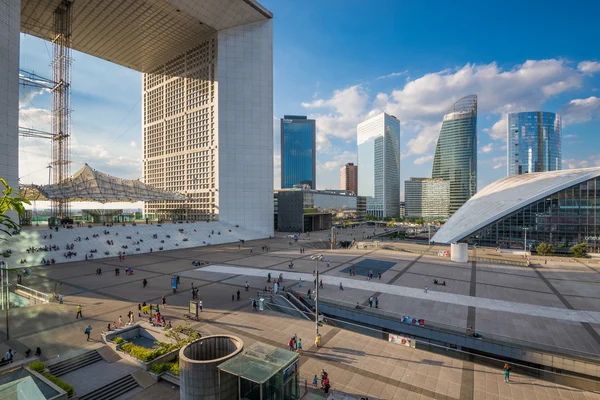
[1,229,600,399]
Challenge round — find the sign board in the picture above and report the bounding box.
[171,277,178,289]
[151,305,160,312]
[189,301,199,318]
[389,334,411,347]
[283,361,298,384]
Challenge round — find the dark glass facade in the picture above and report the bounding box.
[508,112,561,176]
[463,177,600,253]
[281,115,316,189]
[432,95,477,215]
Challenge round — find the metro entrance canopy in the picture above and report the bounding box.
[20,164,185,203]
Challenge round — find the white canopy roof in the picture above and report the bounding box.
[20,165,186,203]
[431,167,600,244]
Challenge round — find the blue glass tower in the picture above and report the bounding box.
[432,95,477,215]
[507,112,561,176]
[281,115,316,189]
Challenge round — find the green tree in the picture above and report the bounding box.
[386,221,395,227]
[570,243,588,258]
[536,242,554,256]
[1,179,30,255]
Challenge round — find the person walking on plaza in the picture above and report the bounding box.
[84,325,92,341]
[138,303,142,317]
[199,299,203,312]
[339,282,344,290]
[319,279,323,289]
[288,337,294,351]
[368,296,373,308]
[76,304,83,319]
[299,278,302,288]
[244,281,249,291]
[162,295,166,306]
[143,279,147,288]
[118,315,123,327]
[313,375,319,389]
[503,363,511,383]
[375,297,379,309]
[297,338,302,352]
[142,301,147,314]
[237,289,241,301]
[424,286,428,293]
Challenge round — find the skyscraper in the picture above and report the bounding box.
[357,113,401,218]
[404,178,450,220]
[280,115,316,189]
[432,95,477,215]
[507,112,561,176]
[340,163,358,194]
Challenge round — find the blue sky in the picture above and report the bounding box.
[18,0,600,199]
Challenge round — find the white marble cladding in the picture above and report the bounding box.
[216,19,274,237]
[0,0,20,192]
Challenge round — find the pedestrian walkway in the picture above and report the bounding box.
[198,265,600,324]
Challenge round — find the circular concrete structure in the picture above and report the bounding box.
[179,335,243,400]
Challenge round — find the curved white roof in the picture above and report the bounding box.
[431,167,600,244]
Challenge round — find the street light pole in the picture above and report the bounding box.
[314,255,323,336]
[523,227,530,255]
[1,261,9,340]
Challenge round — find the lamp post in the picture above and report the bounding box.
[1,261,10,340]
[314,255,324,336]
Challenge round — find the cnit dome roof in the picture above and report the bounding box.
[20,0,272,72]
[431,167,600,244]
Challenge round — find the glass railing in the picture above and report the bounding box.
[314,296,600,363]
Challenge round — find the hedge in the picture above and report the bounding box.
[112,337,124,344]
[29,361,45,372]
[42,372,75,398]
[121,342,177,362]
[151,359,179,375]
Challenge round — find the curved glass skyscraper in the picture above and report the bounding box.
[432,95,477,215]
[507,112,561,176]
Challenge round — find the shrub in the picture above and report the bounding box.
[112,337,124,344]
[570,243,588,258]
[121,341,178,362]
[29,361,45,372]
[536,242,554,256]
[151,360,179,375]
[42,372,75,398]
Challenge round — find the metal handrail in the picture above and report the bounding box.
[15,284,50,303]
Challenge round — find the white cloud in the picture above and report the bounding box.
[564,134,577,139]
[492,157,506,170]
[578,61,600,74]
[19,107,51,130]
[317,151,357,172]
[406,122,442,155]
[560,96,600,125]
[130,140,137,147]
[562,159,590,169]
[480,143,494,153]
[413,155,434,165]
[377,71,407,80]
[302,85,370,143]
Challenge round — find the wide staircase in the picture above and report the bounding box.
[79,374,138,400]
[4,221,265,266]
[47,349,103,377]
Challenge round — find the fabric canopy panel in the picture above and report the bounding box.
[20,164,186,203]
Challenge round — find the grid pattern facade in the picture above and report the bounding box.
[143,36,218,221]
[463,177,600,253]
[280,116,316,189]
[508,112,561,176]
[432,95,477,215]
[357,113,401,218]
[340,163,358,193]
[404,178,450,220]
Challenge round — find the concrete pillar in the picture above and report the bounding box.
[0,0,20,192]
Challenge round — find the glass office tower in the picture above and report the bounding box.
[357,113,401,217]
[432,95,477,215]
[507,112,561,176]
[281,115,316,189]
